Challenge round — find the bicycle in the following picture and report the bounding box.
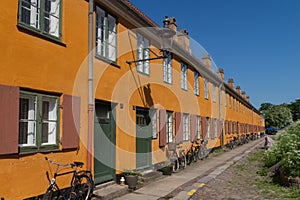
[186,141,199,165]
[167,143,187,172]
[198,139,209,160]
[42,157,94,200]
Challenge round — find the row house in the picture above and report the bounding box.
[0,0,264,199]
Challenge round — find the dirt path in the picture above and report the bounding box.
[191,147,299,200]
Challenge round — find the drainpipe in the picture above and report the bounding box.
[87,0,94,171]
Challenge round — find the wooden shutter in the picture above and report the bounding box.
[201,116,207,139]
[190,115,197,142]
[218,120,223,139]
[62,95,81,149]
[159,110,167,147]
[0,85,19,155]
[175,112,183,143]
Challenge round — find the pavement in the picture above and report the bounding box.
[92,137,264,200]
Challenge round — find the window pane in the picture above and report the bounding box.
[47,0,60,37]
[96,7,106,57]
[136,33,143,72]
[19,95,36,146]
[20,0,40,29]
[108,14,116,61]
[41,96,57,145]
[151,110,157,138]
[144,38,150,74]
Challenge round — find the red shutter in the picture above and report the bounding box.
[0,85,19,155]
[62,95,81,149]
[159,110,167,147]
[190,115,197,142]
[219,120,223,145]
[175,112,183,143]
[201,116,207,139]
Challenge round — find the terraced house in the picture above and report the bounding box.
[0,0,264,199]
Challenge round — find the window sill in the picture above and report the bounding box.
[17,23,66,47]
[19,145,60,155]
[95,54,120,68]
[137,71,150,77]
[163,81,173,85]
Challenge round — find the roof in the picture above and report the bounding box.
[120,0,159,27]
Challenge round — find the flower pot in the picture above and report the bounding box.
[159,165,173,175]
[125,175,138,189]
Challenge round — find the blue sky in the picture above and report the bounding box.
[130,0,300,109]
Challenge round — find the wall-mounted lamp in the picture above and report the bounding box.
[126,17,176,65]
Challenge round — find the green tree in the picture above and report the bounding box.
[259,103,274,112]
[262,105,292,128]
[289,99,300,121]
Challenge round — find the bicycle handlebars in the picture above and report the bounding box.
[45,157,83,168]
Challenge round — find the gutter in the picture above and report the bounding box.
[87,0,94,171]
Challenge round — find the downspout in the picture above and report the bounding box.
[87,0,94,171]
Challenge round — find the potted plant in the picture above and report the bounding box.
[158,161,173,175]
[123,170,142,190]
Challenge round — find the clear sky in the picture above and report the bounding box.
[130,0,300,109]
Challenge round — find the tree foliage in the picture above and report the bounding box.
[260,103,293,129]
[288,99,300,121]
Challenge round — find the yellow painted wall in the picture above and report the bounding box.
[0,0,89,199]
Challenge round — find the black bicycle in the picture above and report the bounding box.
[186,141,199,165]
[42,157,94,200]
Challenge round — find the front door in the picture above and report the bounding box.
[136,108,152,170]
[94,101,116,184]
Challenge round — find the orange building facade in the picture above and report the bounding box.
[0,0,264,199]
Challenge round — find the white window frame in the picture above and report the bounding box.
[19,91,59,150]
[137,33,150,75]
[181,62,188,90]
[151,109,157,139]
[194,72,199,96]
[196,116,201,139]
[183,114,189,141]
[212,84,216,103]
[19,0,61,38]
[206,118,210,139]
[204,78,209,99]
[163,52,172,84]
[166,112,173,143]
[96,5,117,62]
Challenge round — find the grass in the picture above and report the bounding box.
[211,148,224,157]
[249,149,300,199]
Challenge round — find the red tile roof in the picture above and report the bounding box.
[120,0,159,27]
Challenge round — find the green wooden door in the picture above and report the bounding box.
[94,101,116,184]
[136,108,152,170]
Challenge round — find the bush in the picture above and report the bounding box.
[264,121,300,178]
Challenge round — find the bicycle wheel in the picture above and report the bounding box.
[172,158,179,172]
[42,189,62,200]
[182,155,187,169]
[186,152,193,165]
[71,174,94,200]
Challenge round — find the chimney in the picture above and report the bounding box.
[202,54,212,71]
[163,16,177,32]
[218,68,224,82]
[236,86,241,94]
[241,91,246,98]
[177,29,190,53]
[246,96,250,102]
[228,78,234,89]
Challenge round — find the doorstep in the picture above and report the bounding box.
[92,171,164,200]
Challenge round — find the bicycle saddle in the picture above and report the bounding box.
[73,161,84,167]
